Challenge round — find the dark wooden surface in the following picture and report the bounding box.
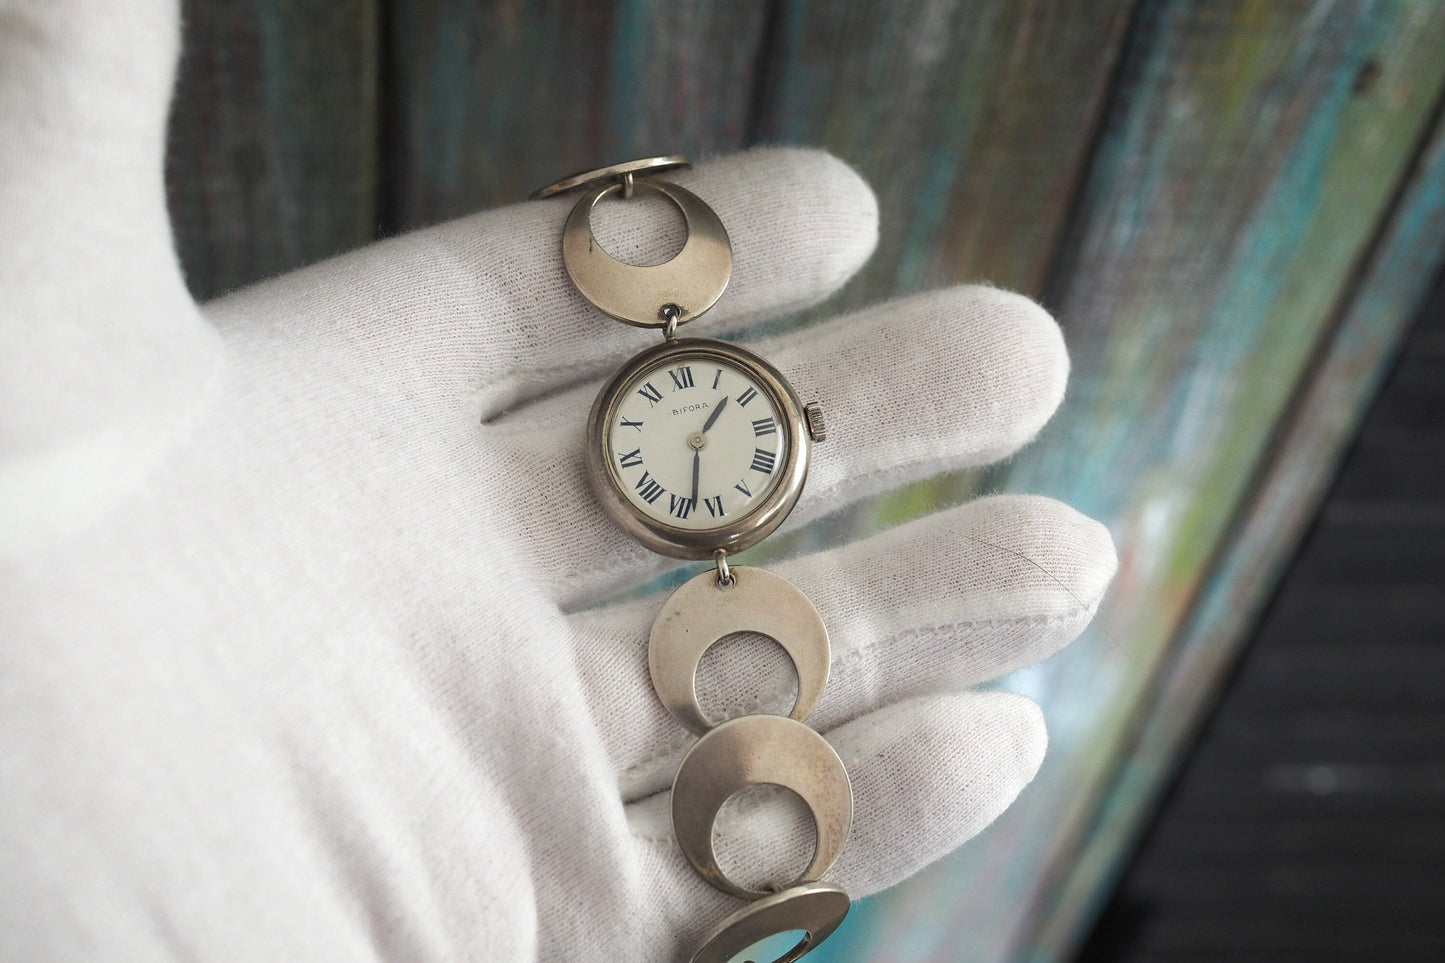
[753,0,1133,303]
[166,0,379,298]
[1076,270,1445,961]
[382,1,772,230]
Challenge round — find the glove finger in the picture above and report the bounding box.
[627,690,1047,950]
[825,691,1047,898]
[204,147,878,422]
[492,285,1069,607]
[570,494,1114,800]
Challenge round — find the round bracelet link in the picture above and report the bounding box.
[671,715,853,900]
[530,155,690,199]
[560,178,732,329]
[688,882,851,963]
[650,567,830,737]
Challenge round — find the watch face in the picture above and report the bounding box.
[604,354,788,531]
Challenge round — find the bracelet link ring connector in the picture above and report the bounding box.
[661,303,681,342]
[712,548,733,588]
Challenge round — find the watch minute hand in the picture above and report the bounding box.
[701,396,729,432]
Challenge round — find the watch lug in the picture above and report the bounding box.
[804,402,826,443]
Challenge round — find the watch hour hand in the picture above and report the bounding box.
[691,450,700,505]
[702,395,728,432]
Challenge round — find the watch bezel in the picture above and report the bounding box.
[586,337,811,560]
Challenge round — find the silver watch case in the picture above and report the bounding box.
[586,337,811,560]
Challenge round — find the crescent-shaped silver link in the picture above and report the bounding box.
[650,566,830,736]
[671,714,853,900]
[689,881,850,963]
[562,179,732,327]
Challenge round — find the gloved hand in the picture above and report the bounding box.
[0,1,1116,959]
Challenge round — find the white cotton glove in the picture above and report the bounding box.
[0,1,1117,960]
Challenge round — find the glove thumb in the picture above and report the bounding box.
[0,0,221,553]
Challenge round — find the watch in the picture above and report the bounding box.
[586,337,824,559]
[533,156,852,963]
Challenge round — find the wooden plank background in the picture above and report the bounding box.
[806,2,1445,957]
[380,1,772,229]
[1040,81,1445,960]
[164,1,1445,959]
[752,0,1134,303]
[167,0,379,298]
[1078,272,1445,961]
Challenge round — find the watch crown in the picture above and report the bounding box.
[804,402,826,443]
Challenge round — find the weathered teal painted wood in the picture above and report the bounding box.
[806,1,1445,960]
[1033,99,1445,960]
[384,0,770,229]
[741,0,1136,561]
[167,0,379,299]
[756,0,1133,302]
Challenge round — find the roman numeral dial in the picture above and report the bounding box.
[604,354,790,533]
[668,366,695,390]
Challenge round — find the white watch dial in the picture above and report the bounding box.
[605,357,787,531]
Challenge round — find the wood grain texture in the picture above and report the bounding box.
[167,0,379,299]
[742,0,1135,572]
[755,0,1134,303]
[1055,94,1445,961]
[382,0,771,229]
[806,1,1445,960]
[1079,280,1445,961]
